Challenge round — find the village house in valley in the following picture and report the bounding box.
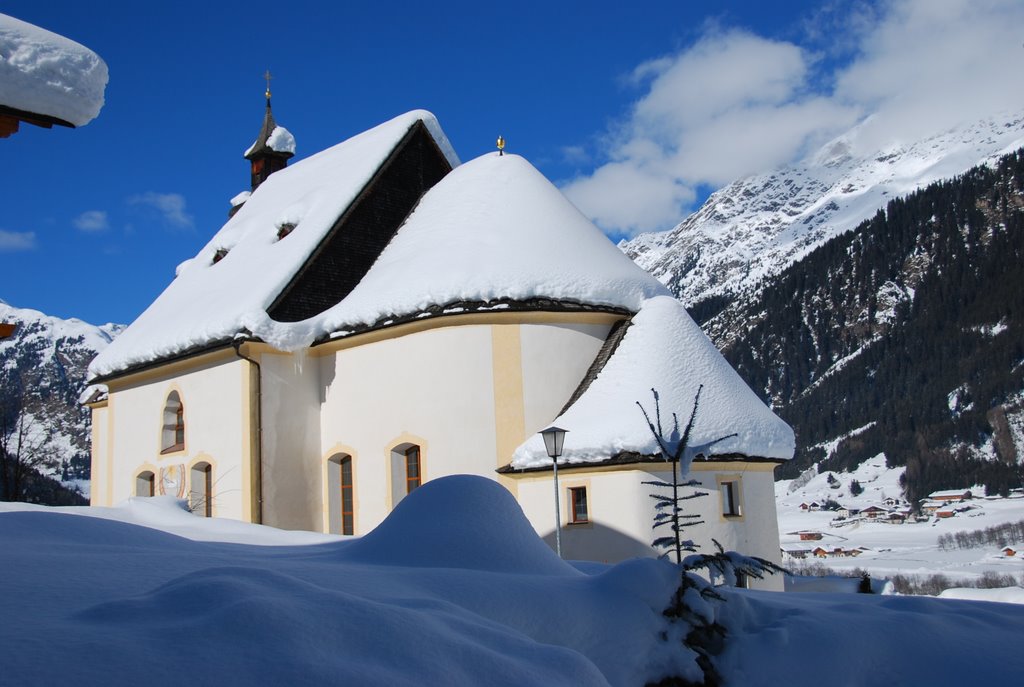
[85,104,795,584]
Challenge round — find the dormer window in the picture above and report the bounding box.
[212,248,229,264]
[276,223,295,240]
[161,391,185,454]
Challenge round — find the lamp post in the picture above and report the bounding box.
[540,426,568,558]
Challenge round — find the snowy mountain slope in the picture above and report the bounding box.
[0,299,122,499]
[715,148,1024,502]
[621,113,1024,327]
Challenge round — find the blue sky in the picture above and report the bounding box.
[2,1,1023,326]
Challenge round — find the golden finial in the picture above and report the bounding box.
[264,70,273,101]
[497,135,505,156]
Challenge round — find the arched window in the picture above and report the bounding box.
[135,470,155,497]
[161,391,185,453]
[389,442,422,509]
[326,454,355,535]
[190,462,213,517]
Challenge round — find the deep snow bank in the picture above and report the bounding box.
[0,476,685,686]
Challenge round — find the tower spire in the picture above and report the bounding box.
[243,70,295,192]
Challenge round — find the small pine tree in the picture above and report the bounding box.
[637,386,735,564]
[636,387,787,687]
[850,479,864,496]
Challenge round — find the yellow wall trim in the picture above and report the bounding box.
[491,324,526,481]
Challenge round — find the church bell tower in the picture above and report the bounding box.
[244,71,295,191]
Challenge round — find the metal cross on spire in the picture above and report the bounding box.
[264,70,273,102]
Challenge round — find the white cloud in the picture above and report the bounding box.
[833,0,1024,151]
[73,210,109,232]
[0,229,36,252]
[127,192,194,230]
[564,0,1024,237]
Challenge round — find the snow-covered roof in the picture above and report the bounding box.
[89,111,665,379]
[312,152,668,337]
[511,296,795,467]
[90,110,455,378]
[265,125,295,154]
[229,190,251,207]
[0,13,107,126]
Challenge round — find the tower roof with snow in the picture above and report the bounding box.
[509,296,796,466]
[244,98,295,159]
[88,110,667,380]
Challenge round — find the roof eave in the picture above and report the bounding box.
[497,451,788,475]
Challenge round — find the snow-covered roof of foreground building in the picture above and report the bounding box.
[312,152,668,337]
[0,13,107,127]
[89,110,667,379]
[511,296,795,467]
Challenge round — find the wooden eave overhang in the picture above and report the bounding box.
[309,297,632,349]
[86,337,240,387]
[0,103,75,133]
[496,452,787,475]
[86,298,632,388]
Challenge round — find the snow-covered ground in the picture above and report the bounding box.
[3,474,1024,685]
[777,455,1024,584]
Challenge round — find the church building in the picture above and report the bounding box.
[86,100,794,585]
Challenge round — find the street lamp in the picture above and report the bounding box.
[540,426,568,558]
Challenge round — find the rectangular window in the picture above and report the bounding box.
[569,486,589,524]
[721,480,741,517]
[405,446,421,494]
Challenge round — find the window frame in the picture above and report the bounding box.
[136,470,156,497]
[160,391,185,455]
[719,478,742,518]
[568,486,589,524]
[405,445,421,494]
[189,461,213,517]
[340,455,354,535]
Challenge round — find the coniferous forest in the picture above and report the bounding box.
[709,148,1024,503]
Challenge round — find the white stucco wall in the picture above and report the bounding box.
[95,356,249,520]
[319,324,496,534]
[519,322,612,433]
[514,462,784,590]
[316,318,612,536]
[260,350,323,531]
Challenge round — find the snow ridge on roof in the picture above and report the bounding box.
[512,295,796,467]
[0,13,107,126]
